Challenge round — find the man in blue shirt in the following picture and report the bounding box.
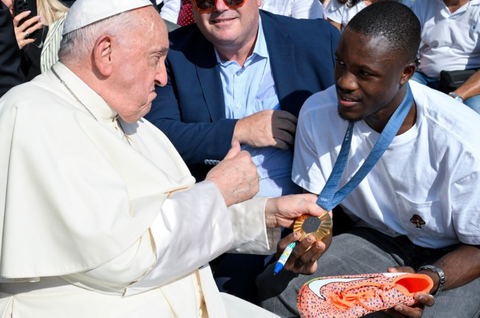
[146,0,339,197]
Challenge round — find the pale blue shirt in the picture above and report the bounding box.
[216,18,300,197]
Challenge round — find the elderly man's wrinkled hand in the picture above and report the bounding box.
[264,193,324,228]
[206,139,259,207]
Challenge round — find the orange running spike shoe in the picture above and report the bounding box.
[297,272,433,318]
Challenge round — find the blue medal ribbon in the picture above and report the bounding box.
[316,84,414,211]
[273,84,414,275]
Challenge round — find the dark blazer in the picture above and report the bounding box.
[146,10,340,180]
[0,3,25,99]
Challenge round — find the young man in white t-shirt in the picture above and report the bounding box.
[257,2,480,317]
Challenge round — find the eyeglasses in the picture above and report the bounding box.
[191,0,246,13]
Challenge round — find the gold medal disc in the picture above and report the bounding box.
[293,212,332,242]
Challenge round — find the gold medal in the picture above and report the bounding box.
[293,212,332,242]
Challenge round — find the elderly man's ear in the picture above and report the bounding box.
[93,35,114,77]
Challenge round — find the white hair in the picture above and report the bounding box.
[58,10,140,66]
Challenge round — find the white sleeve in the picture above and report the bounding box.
[451,170,480,246]
[160,0,181,24]
[127,181,234,293]
[62,181,233,295]
[323,0,344,24]
[63,182,279,296]
[128,183,280,295]
[292,0,324,19]
[227,196,280,255]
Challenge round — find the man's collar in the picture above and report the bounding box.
[253,15,269,59]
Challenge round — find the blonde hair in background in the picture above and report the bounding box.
[37,0,69,26]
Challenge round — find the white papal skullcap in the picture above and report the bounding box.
[63,0,153,35]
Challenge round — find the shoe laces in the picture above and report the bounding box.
[330,282,395,311]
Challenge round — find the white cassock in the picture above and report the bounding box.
[0,62,280,318]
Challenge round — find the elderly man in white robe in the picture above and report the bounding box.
[0,0,325,317]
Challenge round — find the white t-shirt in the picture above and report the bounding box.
[293,81,480,249]
[325,0,412,31]
[260,0,324,19]
[158,0,181,24]
[412,0,480,78]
